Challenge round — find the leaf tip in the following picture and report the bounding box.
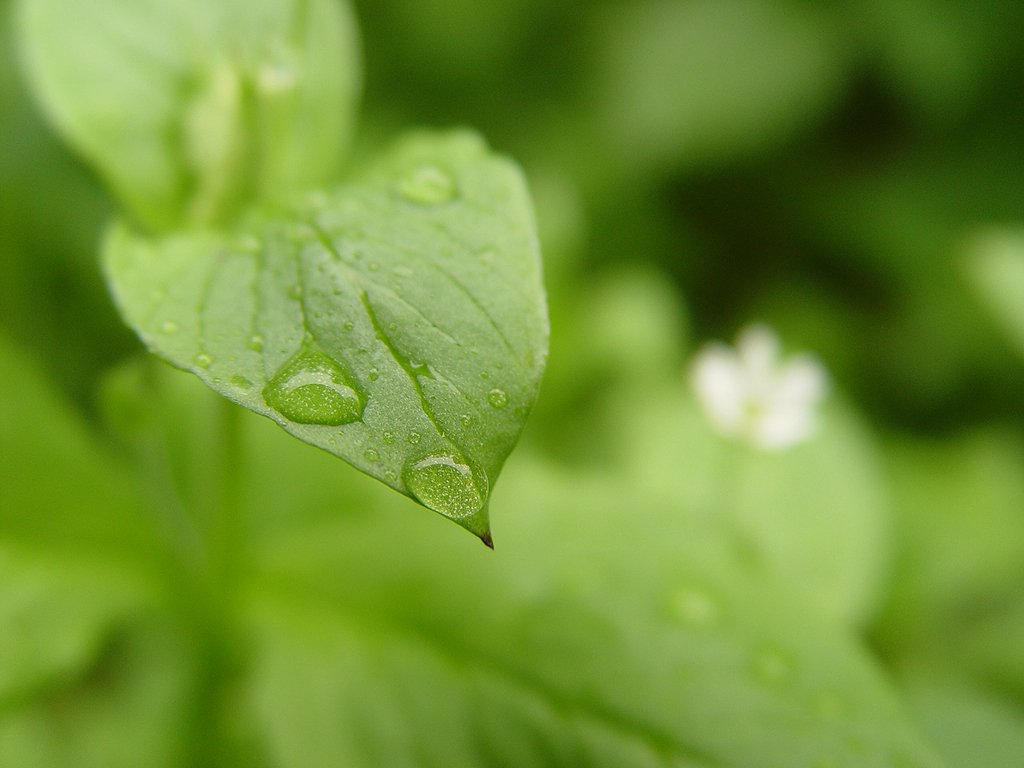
[479,531,495,550]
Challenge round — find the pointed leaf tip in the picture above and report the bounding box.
[479,531,494,550]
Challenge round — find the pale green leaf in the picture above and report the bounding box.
[104,131,548,540]
[964,229,1024,359]
[18,0,360,230]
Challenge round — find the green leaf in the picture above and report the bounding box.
[18,0,360,231]
[964,229,1024,359]
[104,131,549,540]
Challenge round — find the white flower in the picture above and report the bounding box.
[691,324,828,451]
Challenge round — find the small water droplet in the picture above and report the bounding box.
[480,371,490,380]
[750,645,796,687]
[367,262,380,272]
[263,347,364,426]
[407,431,422,445]
[368,368,379,381]
[460,414,473,427]
[487,388,509,409]
[288,284,303,300]
[383,431,395,445]
[160,320,179,334]
[343,321,354,332]
[364,448,380,463]
[384,469,397,482]
[403,453,487,520]
[249,334,265,352]
[396,165,456,205]
[514,406,528,419]
[194,353,212,369]
[478,248,498,264]
[671,586,720,627]
[352,249,364,260]
[230,375,253,390]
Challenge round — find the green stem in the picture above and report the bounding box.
[209,396,244,590]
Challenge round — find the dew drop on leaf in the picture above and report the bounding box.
[263,347,364,426]
[160,320,179,334]
[230,375,253,390]
[194,353,212,369]
[403,453,487,521]
[364,448,380,463]
[382,431,395,445]
[407,431,422,445]
[750,645,796,687]
[396,165,456,205]
[671,586,720,627]
[249,334,265,352]
[487,388,509,409]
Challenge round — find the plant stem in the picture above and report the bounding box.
[209,396,244,590]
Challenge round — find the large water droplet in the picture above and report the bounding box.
[487,388,509,409]
[396,165,456,205]
[263,348,364,426]
[403,453,486,520]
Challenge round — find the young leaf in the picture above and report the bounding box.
[104,131,549,541]
[18,0,360,231]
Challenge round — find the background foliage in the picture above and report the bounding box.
[3,0,1024,765]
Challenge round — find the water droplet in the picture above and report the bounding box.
[750,645,795,687]
[160,320,179,334]
[194,353,212,369]
[288,284,303,300]
[487,388,509,409]
[407,431,422,445]
[396,165,456,205]
[343,321,354,332]
[403,453,487,520]
[263,347,364,426]
[249,334,265,352]
[382,431,395,445]
[368,368,379,381]
[364,448,380,463]
[384,469,397,482]
[478,249,497,264]
[671,586,720,627]
[460,414,473,427]
[480,371,490,380]
[230,375,253,390]
[367,262,380,272]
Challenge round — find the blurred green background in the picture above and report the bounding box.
[3,0,1024,766]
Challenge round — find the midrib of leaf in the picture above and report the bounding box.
[249,577,721,767]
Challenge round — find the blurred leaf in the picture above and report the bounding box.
[0,333,195,767]
[965,229,1024,359]
[18,0,360,230]
[608,381,888,628]
[238,452,935,767]
[876,430,1024,655]
[905,679,1024,768]
[595,0,846,173]
[94,358,942,768]
[105,131,549,540]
